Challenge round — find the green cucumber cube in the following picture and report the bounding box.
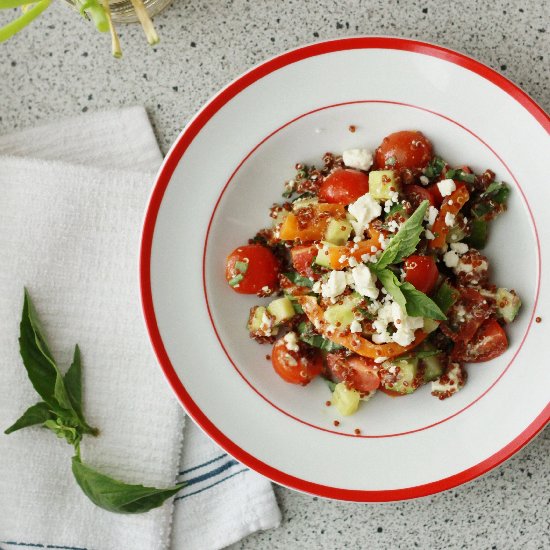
[324,218,352,245]
[332,382,361,416]
[267,297,296,324]
[368,170,399,201]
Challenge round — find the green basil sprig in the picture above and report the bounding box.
[283,271,314,288]
[5,289,184,513]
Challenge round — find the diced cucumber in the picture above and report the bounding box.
[422,353,444,383]
[381,357,419,395]
[423,318,440,334]
[267,297,295,324]
[368,170,399,201]
[495,288,521,323]
[323,293,362,329]
[247,306,279,337]
[324,218,353,245]
[314,242,334,268]
[332,382,360,416]
[248,306,267,332]
[446,223,467,243]
[292,196,318,210]
[431,362,465,399]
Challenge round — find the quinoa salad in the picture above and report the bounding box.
[224,130,521,417]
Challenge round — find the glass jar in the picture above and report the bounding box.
[65,0,173,23]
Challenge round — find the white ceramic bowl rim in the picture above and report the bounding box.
[140,37,550,501]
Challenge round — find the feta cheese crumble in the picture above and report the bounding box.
[437,179,456,197]
[321,270,347,299]
[443,250,460,268]
[445,212,455,227]
[283,331,300,352]
[350,263,379,300]
[342,148,374,171]
[348,193,382,238]
[419,175,429,185]
[349,320,362,333]
[427,206,439,227]
[450,242,469,254]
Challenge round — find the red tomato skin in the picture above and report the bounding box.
[318,169,370,205]
[325,353,380,393]
[404,185,437,209]
[452,319,508,362]
[290,245,319,280]
[403,255,439,295]
[427,183,443,207]
[441,287,493,343]
[225,244,279,294]
[271,339,323,385]
[374,131,433,171]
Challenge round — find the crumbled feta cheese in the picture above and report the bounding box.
[379,236,389,250]
[390,191,399,203]
[390,302,424,347]
[348,193,382,238]
[445,212,455,227]
[419,175,429,185]
[321,270,347,299]
[260,312,274,336]
[360,253,371,262]
[353,236,362,243]
[283,331,300,352]
[425,229,435,240]
[431,362,465,399]
[312,281,322,294]
[342,148,373,171]
[387,220,400,233]
[443,250,460,268]
[349,320,362,333]
[450,242,469,254]
[350,263,379,300]
[348,256,359,267]
[427,206,439,227]
[374,356,388,364]
[437,179,456,197]
[338,254,347,264]
[448,199,454,206]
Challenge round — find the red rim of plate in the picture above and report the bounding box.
[140,37,550,501]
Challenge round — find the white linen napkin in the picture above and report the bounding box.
[0,106,280,550]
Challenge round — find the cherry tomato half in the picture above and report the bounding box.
[290,245,319,280]
[451,318,508,363]
[403,255,439,295]
[318,169,370,205]
[441,287,492,343]
[404,184,437,209]
[325,353,380,393]
[374,130,433,172]
[225,244,279,294]
[271,338,323,385]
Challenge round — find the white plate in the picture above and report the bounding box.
[141,38,550,501]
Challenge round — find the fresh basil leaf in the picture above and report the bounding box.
[465,218,488,249]
[445,169,475,184]
[373,200,429,270]
[4,401,53,434]
[397,349,441,361]
[324,377,337,392]
[71,456,185,514]
[372,268,407,310]
[283,271,313,288]
[285,295,304,314]
[433,280,460,314]
[64,345,99,436]
[400,282,447,320]
[19,289,60,408]
[44,418,82,446]
[298,321,344,351]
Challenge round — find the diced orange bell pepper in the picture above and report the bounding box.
[327,224,388,269]
[279,203,346,242]
[296,296,429,360]
[429,183,470,249]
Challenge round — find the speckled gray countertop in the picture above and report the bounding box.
[0,1,548,548]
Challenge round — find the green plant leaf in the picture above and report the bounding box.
[433,281,460,314]
[4,401,53,434]
[64,345,84,419]
[373,269,407,310]
[283,271,313,288]
[400,282,447,320]
[71,457,185,514]
[373,200,429,270]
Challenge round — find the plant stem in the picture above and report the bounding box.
[75,0,109,33]
[130,0,159,45]
[101,0,122,58]
[0,0,42,8]
[0,0,51,42]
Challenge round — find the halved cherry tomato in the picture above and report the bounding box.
[279,203,346,241]
[319,169,370,205]
[271,338,323,385]
[403,255,439,295]
[441,287,492,343]
[404,184,437,209]
[452,318,508,363]
[374,130,433,171]
[296,296,430,359]
[290,245,319,279]
[225,244,279,294]
[429,183,470,249]
[426,183,443,207]
[325,353,380,392]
